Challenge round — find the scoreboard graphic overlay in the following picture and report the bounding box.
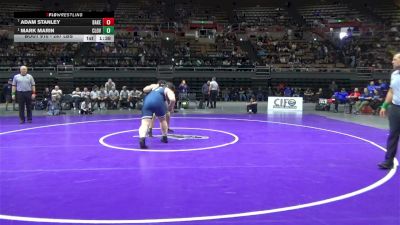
[14,12,114,42]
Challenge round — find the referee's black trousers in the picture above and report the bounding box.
[17,91,32,122]
[385,104,400,163]
[210,90,218,108]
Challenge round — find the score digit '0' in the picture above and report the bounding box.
[102,18,114,26]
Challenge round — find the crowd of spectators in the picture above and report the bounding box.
[211,78,389,116]
[0,30,393,69]
[339,28,400,68]
[0,1,398,69]
[0,39,79,67]
[35,78,144,114]
[1,74,392,117]
[319,79,389,114]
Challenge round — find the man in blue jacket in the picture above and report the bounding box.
[332,88,348,112]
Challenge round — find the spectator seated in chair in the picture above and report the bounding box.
[246,96,258,114]
[284,86,293,97]
[370,89,384,115]
[354,88,373,114]
[255,87,264,102]
[98,86,108,110]
[222,88,230,102]
[48,85,62,115]
[90,85,99,110]
[119,86,130,109]
[108,87,119,109]
[332,88,348,113]
[51,85,62,105]
[71,87,82,110]
[367,81,376,95]
[376,79,389,97]
[304,88,314,103]
[345,88,361,113]
[81,87,90,99]
[129,87,142,110]
[239,88,246,101]
[41,87,52,110]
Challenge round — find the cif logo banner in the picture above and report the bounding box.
[267,97,303,111]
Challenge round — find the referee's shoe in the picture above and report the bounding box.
[378,161,394,170]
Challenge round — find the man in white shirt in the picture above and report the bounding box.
[129,87,142,109]
[105,78,116,92]
[108,86,119,109]
[49,85,62,115]
[51,85,62,102]
[81,87,91,99]
[90,86,99,110]
[71,87,82,110]
[209,77,219,108]
[12,66,36,123]
[98,86,108,110]
[379,53,400,169]
[119,86,130,109]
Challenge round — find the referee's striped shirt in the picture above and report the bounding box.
[12,74,35,92]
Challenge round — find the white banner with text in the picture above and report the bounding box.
[267,96,303,112]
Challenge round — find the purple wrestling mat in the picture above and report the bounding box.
[0,114,399,225]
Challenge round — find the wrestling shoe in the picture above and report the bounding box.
[378,161,394,170]
[147,128,153,137]
[161,135,168,143]
[139,138,148,149]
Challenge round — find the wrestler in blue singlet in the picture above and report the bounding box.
[142,86,167,119]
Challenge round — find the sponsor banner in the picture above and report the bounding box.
[268,96,303,111]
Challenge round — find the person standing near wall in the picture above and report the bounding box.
[201,80,210,108]
[3,78,16,111]
[209,77,219,108]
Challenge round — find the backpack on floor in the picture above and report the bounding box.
[315,98,330,111]
[315,103,330,111]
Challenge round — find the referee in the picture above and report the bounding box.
[379,53,400,169]
[209,77,219,108]
[12,66,36,124]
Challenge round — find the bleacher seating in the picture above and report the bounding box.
[298,3,369,26]
[0,0,397,70]
[372,2,400,26]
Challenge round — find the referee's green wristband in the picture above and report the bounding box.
[381,102,390,110]
[12,93,16,96]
